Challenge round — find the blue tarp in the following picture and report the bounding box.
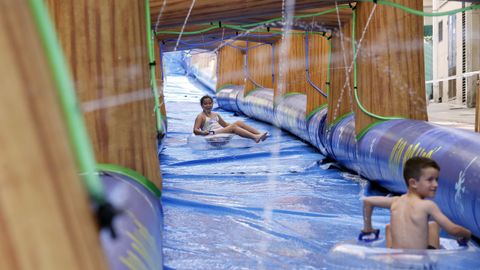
[163,51,188,76]
[160,76,480,269]
[160,76,389,269]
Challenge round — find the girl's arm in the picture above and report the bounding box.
[193,114,208,135]
[217,114,229,128]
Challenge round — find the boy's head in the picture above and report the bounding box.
[200,95,213,106]
[403,157,440,192]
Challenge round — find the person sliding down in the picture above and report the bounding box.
[359,157,471,249]
[193,95,268,143]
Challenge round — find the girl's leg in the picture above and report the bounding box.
[233,121,261,135]
[234,121,268,141]
[216,123,263,142]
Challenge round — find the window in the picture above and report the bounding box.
[447,15,457,100]
[448,15,456,69]
[438,20,443,42]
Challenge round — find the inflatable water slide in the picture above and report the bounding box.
[179,0,480,241]
[2,0,480,269]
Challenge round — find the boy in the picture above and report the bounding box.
[193,95,268,143]
[361,156,471,249]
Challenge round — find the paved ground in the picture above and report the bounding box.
[427,102,476,131]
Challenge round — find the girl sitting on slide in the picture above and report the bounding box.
[193,95,268,143]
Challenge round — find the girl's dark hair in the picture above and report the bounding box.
[200,95,213,105]
[403,157,440,187]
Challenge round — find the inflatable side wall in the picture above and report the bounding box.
[217,86,480,238]
[99,169,163,270]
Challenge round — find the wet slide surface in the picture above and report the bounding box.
[160,76,385,269]
[160,76,480,269]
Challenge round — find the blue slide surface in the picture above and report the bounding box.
[160,76,382,269]
[160,76,480,269]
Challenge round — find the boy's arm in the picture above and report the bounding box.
[193,115,208,135]
[362,196,395,233]
[425,201,471,242]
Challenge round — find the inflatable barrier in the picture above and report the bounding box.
[97,166,163,270]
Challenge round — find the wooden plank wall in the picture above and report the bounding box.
[274,34,307,99]
[216,42,245,90]
[0,1,107,269]
[245,42,274,94]
[47,0,162,187]
[354,0,427,135]
[327,21,354,125]
[190,51,216,71]
[306,34,329,115]
[190,51,217,82]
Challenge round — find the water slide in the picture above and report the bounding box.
[158,75,480,269]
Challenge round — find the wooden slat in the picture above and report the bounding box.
[156,28,280,51]
[354,0,427,135]
[0,1,107,269]
[48,0,162,187]
[190,51,217,82]
[150,0,351,29]
[306,34,329,115]
[245,42,274,94]
[327,20,354,125]
[152,1,352,52]
[274,34,308,98]
[216,44,244,89]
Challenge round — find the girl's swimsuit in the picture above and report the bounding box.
[202,114,222,132]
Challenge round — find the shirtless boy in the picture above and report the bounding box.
[193,95,268,143]
[361,156,471,249]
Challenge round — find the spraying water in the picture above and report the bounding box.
[258,1,295,270]
[331,1,377,122]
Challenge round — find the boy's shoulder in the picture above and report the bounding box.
[397,194,437,210]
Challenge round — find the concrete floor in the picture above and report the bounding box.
[427,102,476,131]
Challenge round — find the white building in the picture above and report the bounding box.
[432,0,480,107]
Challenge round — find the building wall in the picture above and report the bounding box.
[432,1,479,107]
[466,8,480,107]
[424,0,433,27]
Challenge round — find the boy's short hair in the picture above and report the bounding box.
[200,95,213,105]
[403,157,440,187]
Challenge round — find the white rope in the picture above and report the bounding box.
[153,0,167,33]
[174,0,196,51]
